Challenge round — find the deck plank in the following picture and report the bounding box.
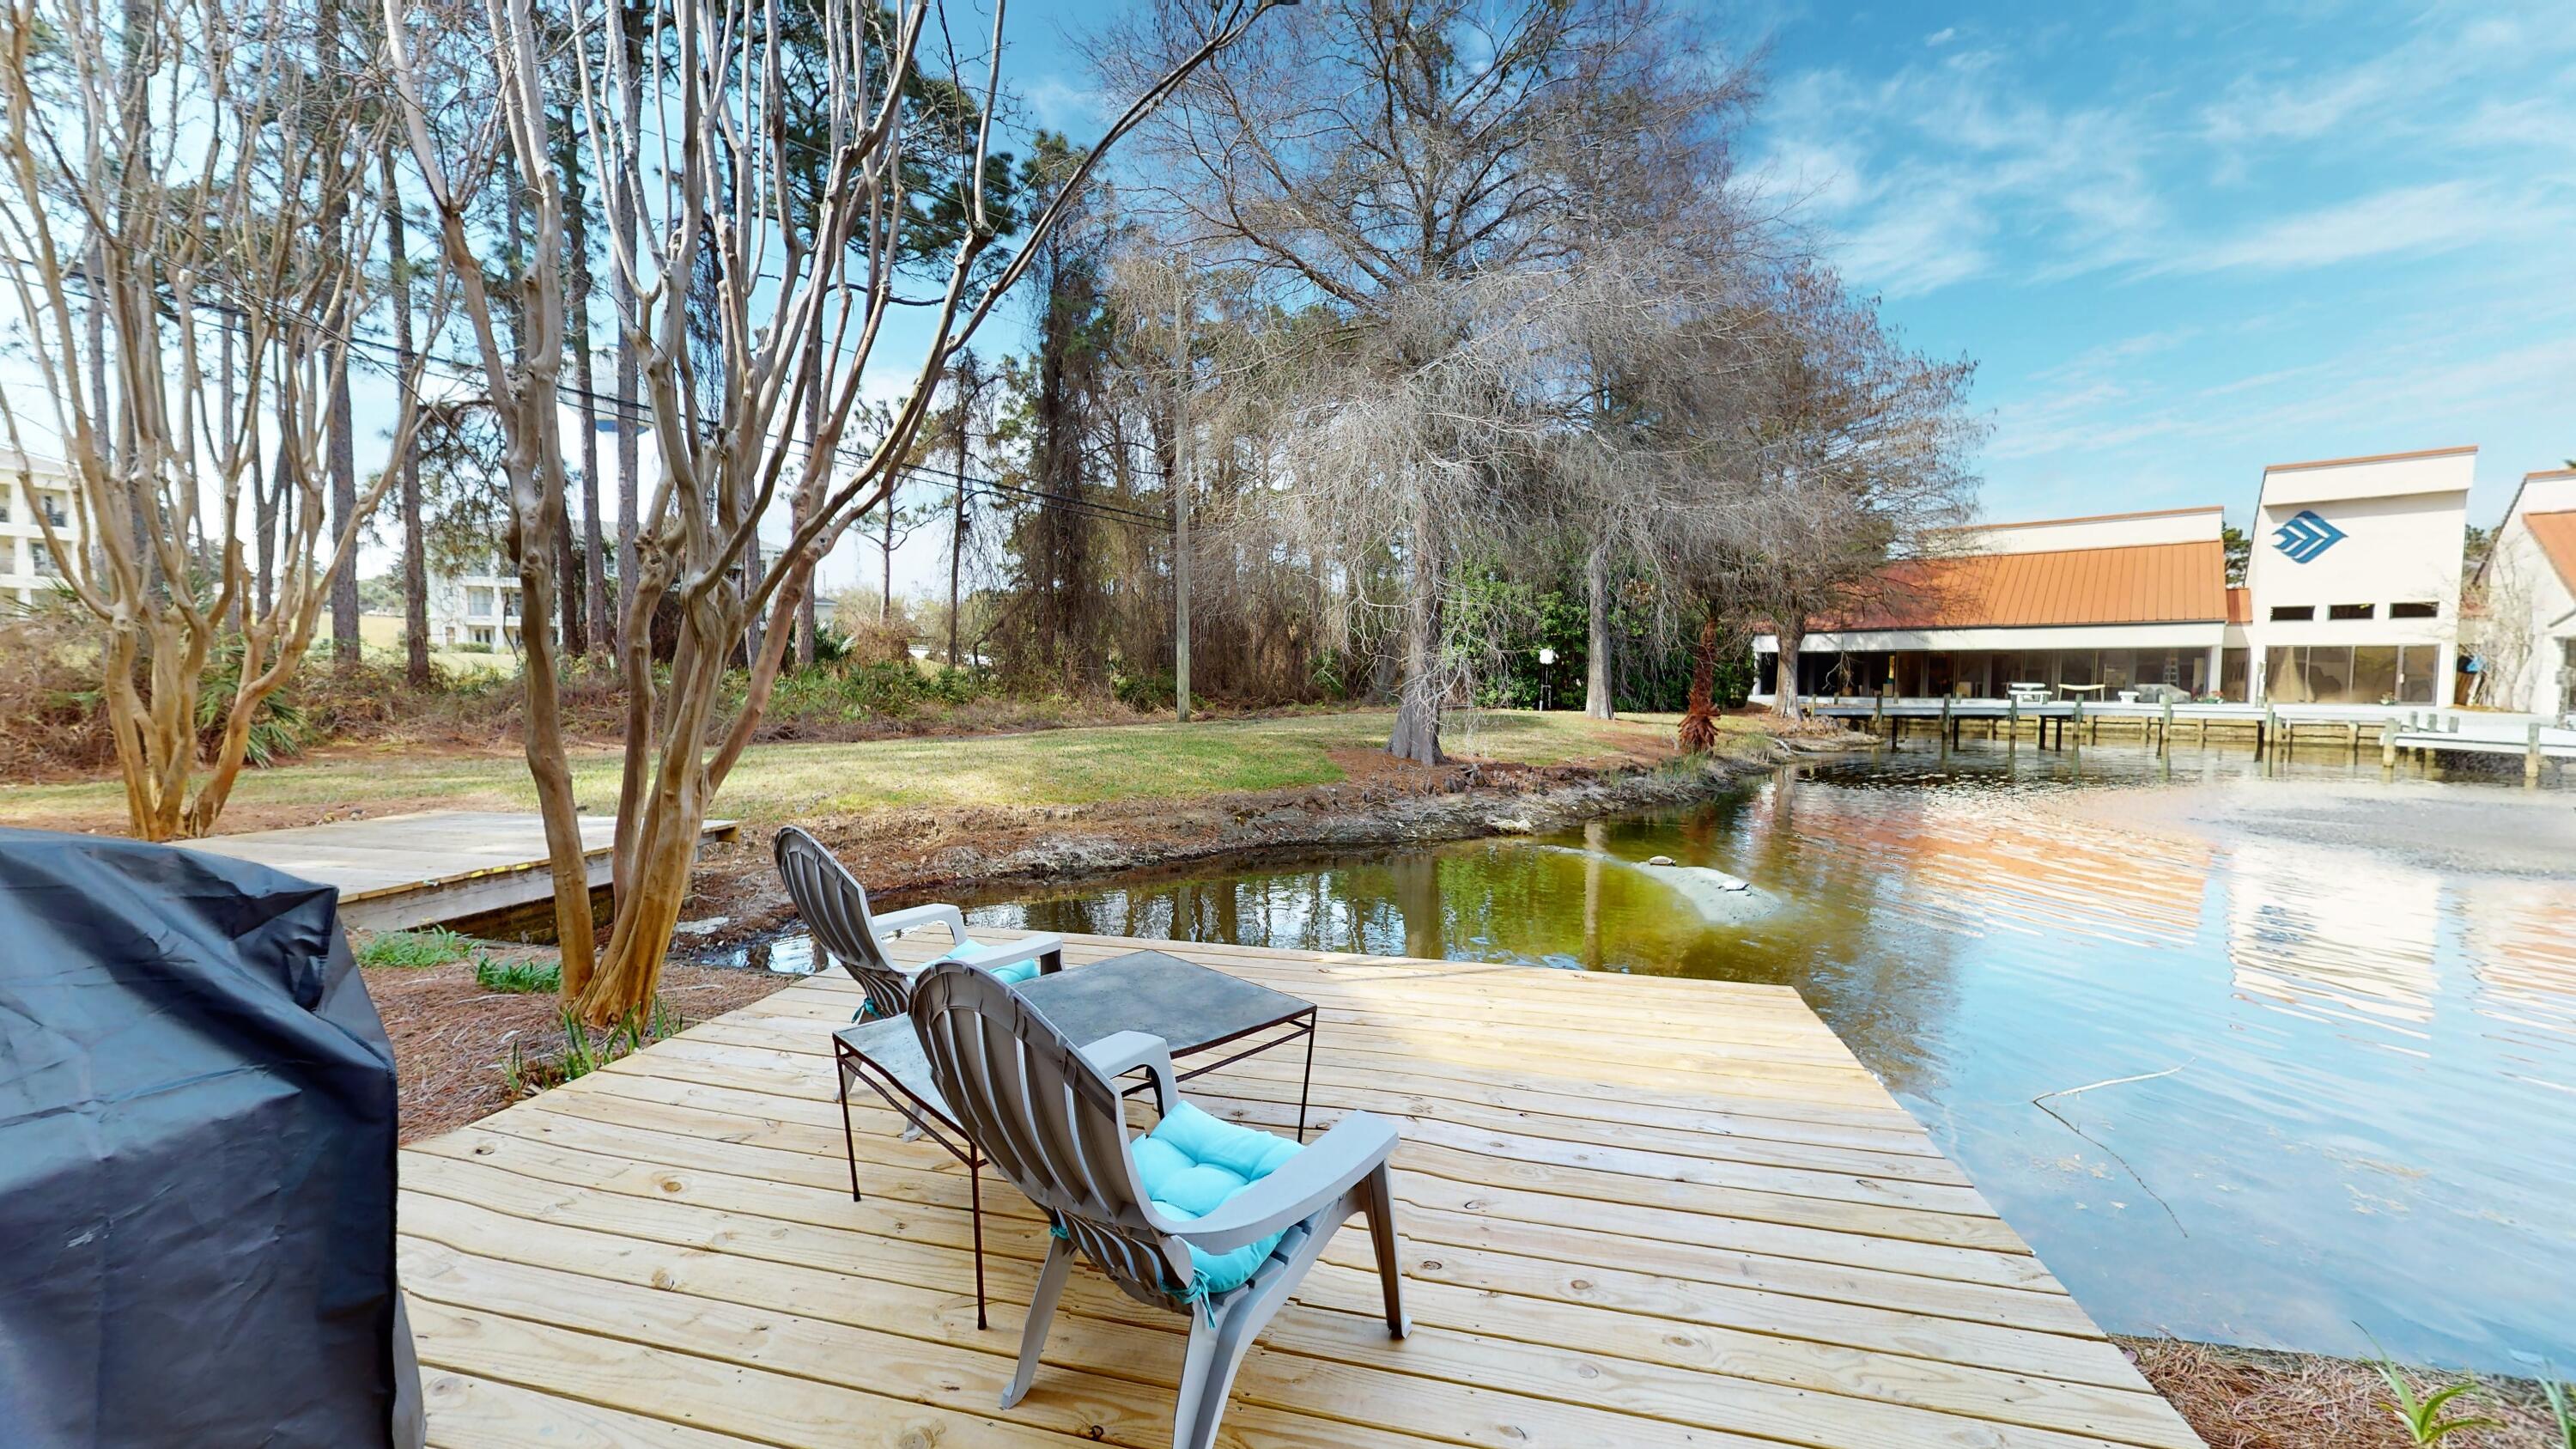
[401,931,2202,1448]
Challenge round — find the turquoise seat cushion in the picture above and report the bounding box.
[1128,1101,1303,1297]
[983,955,1042,986]
[863,949,1039,1017]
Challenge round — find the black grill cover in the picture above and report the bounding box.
[0,827,422,1447]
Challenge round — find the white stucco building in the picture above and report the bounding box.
[2473,467,2576,719]
[0,454,79,608]
[2239,447,2469,707]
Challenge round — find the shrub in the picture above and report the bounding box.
[472,957,562,994]
[1111,666,1176,713]
[355,928,475,969]
[835,611,918,667]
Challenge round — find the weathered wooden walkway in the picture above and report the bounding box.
[398,930,2205,1448]
[173,809,736,931]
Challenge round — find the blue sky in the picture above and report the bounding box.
[99,0,2550,596]
[1739,0,2575,527]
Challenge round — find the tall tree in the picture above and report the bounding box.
[557,99,608,654]
[325,0,362,664]
[385,0,1289,1022]
[381,140,433,685]
[997,131,1121,688]
[611,15,641,649]
[1104,0,1748,762]
[1,0,445,837]
[1724,267,1982,719]
[942,346,989,666]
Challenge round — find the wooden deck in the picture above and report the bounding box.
[398,930,2205,1449]
[174,810,736,932]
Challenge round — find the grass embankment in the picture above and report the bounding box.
[0,708,1765,835]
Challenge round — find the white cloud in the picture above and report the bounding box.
[2155,180,2564,275]
[1750,54,2164,295]
[1753,4,2576,299]
[1924,27,1957,47]
[1021,76,1107,134]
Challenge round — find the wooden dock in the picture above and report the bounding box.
[1811,696,2564,761]
[397,929,2205,1449]
[2385,721,2576,782]
[175,810,738,933]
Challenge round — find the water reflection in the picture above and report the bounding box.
[755,739,2576,1372]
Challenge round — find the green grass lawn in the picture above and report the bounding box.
[0,709,1717,835]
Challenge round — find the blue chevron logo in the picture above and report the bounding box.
[2273,508,2345,564]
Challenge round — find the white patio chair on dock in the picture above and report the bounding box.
[908,959,1410,1449]
[773,825,1063,1020]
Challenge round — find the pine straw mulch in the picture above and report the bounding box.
[364,943,799,1143]
[2119,1336,2567,1449]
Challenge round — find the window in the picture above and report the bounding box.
[28,539,58,577]
[466,587,495,618]
[2398,645,2439,704]
[471,625,495,647]
[2221,647,2249,701]
[2265,643,2441,703]
[2390,601,2438,619]
[2328,603,2374,621]
[2269,605,2313,622]
[40,492,67,527]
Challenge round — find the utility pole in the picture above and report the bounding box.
[1171,251,1194,723]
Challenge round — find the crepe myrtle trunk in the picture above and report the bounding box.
[1583,540,1613,719]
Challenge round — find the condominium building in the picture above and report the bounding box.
[0,455,79,608]
[427,569,531,651]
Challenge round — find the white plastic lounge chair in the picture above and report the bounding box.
[908,959,1409,1449]
[773,825,1064,1020]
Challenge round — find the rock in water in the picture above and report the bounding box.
[1646,855,1675,867]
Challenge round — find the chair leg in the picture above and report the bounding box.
[1169,1314,1228,1449]
[1362,1163,1409,1337]
[1178,1292,1276,1449]
[1001,1235,1074,1410]
[836,1062,861,1202]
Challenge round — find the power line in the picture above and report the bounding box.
[4,253,1175,536]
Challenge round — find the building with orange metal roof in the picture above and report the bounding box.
[1753,447,2477,707]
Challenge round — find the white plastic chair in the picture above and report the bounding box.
[908,959,1408,1449]
[773,826,1062,1020]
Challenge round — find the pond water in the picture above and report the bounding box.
[746,740,2576,1373]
